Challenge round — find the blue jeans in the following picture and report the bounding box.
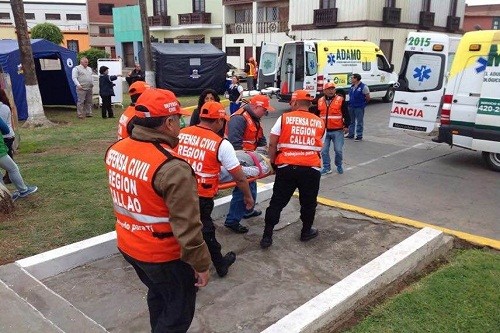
[224,181,257,226]
[321,130,344,170]
[348,106,365,138]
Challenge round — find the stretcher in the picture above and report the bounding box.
[218,150,273,190]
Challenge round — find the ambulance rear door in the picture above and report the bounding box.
[389,33,449,133]
[257,41,280,90]
[303,40,318,96]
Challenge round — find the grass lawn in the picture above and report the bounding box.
[0,94,200,264]
[346,249,500,333]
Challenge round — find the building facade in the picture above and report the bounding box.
[0,0,89,52]
[224,0,466,71]
[463,4,500,32]
[87,0,138,58]
[147,0,223,47]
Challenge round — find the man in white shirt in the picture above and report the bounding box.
[71,57,94,118]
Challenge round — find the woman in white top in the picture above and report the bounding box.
[0,88,15,184]
[226,76,244,115]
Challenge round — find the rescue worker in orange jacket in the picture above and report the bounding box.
[224,94,275,234]
[245,57,258,91]
[117,80,150,140]
[260,90,326,249]
[177,101,254,277]
[318,82,350,175]
[105,88,211,333]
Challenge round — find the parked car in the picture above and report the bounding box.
[226,63,247,81]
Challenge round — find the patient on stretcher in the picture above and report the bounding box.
[219,150,273,183]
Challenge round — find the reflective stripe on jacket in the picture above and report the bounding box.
[226,108,263,151]
[318,95,345,130]
[117,105,135,140]
[276,110,325,167]
[105,139,181,263]
[177,126,223,198]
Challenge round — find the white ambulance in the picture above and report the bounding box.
[257,40,397,102]
[435,30,500,171]
[389,32,460,133]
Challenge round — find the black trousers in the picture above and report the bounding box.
[101,95,113,118]
[199,197,225,268]
[121,251,197,333]
[263,165,321,237]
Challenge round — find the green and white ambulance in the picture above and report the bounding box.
[435,30,500,171]
[389,32,460,133]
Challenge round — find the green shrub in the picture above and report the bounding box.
[30,23,64,45]
[77,48,110,71]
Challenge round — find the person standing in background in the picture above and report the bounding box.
[245,57,258,91]
[346,73,370,141]
[227,76,244,115]
[318,82,349,175]
[189,89,224,136]
[98,66,119,119]
[0,88,15,184]
[72,57,94,119]
[126,63,145,86]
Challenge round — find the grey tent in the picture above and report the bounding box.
[142,43,227,96]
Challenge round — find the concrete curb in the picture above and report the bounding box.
[261,227,453,333]
[16,183,275,281]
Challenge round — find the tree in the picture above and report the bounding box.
[78,48,109,72]
[31,22,64,45]
[11,0,52,128]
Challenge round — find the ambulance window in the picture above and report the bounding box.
[260,51,278,76]
[306,51,317,76]
[377,55,390,71]
[405,53,445,92]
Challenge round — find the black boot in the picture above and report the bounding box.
[203,232,236,277]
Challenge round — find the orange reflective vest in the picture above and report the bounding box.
[117,105,135,140]
[276,110,325,167]
[225,108,264,151]
[105,139,182,263]
[247,62,256,77]
[318,95,345,130]
[177,126,223,198]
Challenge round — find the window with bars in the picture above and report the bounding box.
[422,0,431,11]
[25,13,35,20]
[0,12,10,19]
[320,0,336,9]
[226,47,240,57]
[193,0,205,13]
[46,13,61,20]
[235,9,252,23]
[154,0,168,15]
[67,40,79,53]
[257,7,279,22]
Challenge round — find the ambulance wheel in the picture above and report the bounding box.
[382,87,395,103]
[482,152,500,172]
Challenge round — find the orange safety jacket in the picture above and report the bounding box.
[275,110,325,167]
[225,108,264,151]
[247,62,257,77]
[117,105,135,140]
[105,139,182,263]
[177,125,223,198]
[318,95,345,130]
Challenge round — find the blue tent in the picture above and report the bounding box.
[0,39,77,120]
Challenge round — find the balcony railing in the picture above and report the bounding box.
[226,22,252,34]
[382,6,401,26]
[257,20,288,33]
[419,11,435,29]
[313,8,338,27]
[178,12,211,25]
[148,14,171,26]
[222,0,253,4]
